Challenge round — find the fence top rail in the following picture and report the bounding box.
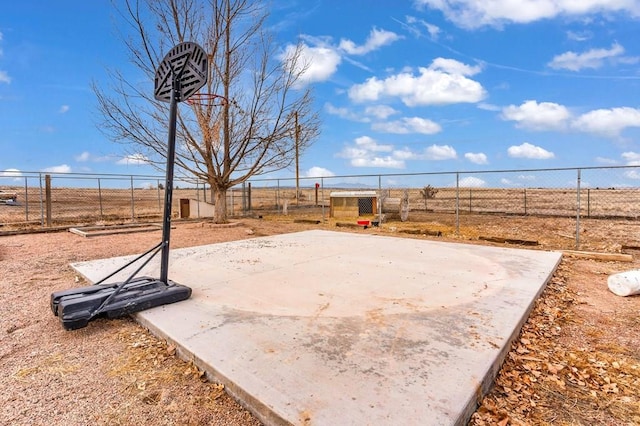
[0,170,200,183]
[247,164,640,184]
[3,164,639,186]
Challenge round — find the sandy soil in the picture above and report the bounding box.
[1,217,639,425]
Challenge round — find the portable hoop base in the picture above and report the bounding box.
[51,277,191,331]
[50,41,207,330]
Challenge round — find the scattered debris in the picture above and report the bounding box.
[399,229,442,237]
[621,243,640,250]
[479,236,539,246]
[335,222,362,229]
[69,223,163,238]
[607,270,640,296]
[562,250,633,262]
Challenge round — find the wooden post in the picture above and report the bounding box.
[315,183,318,206]
[45,174,52,227]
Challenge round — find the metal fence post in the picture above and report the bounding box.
[157,179,162,213]
[524,188,527,215]
[24,176,29,222]
[45,174,52,227]
[39,173,44,227]
[378,175,382,225]
[455,173,460,235]
[587,188,591,218]
[196,181,201,218]
[469,188,472,213]
[321,177,325,222]
[130,175,135,221]
[98,178,104,219]
[576,169,581,249]
[242,182,246,213]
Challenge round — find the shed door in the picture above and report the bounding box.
[358,197,373,215]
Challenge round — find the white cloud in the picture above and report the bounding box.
[501,100,571,131]
[425,144,457,160]
[464,152,488,164]
[595,156,617,165]
[518,174,536,181]
[325,103,369,122]
[0,168,22,180]
[0,70,10,84]
[459,176,486,187]
[566,30,592,42]
[364,105,398,120]
[507,142,555,160]
[42,164,72,173]
[354,135,393,152]
[280,43,341,86]
[338,137,459,168]
[75,151,90,162]
[339,28,402,55]
[501,177,533,187]
[548,43,628,71]
[338,136,405,169]
[351,157,405,168]
[348,58,485,106]
[74,152,112,162]
[117,153,149,165]
[430,57,482,76]
[392,148,418,160]
[304,166,335,177]
[372,117,441,134]
[625,170,640,180]
[415,0,640,29]
[501,178,516,186]
[622,151,640,165]
[477,102,501,112]
[572,107,640,137]
[404,16,441,40]
[139,182,155,189]
[59,105,70,114]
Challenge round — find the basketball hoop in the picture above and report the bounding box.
[186,93,228,107]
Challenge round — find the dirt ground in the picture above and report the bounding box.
[1,217,639,425]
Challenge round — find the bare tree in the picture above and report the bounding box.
[94,0,319,222]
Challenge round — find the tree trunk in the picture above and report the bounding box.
[209,186,216,205]
[213,187,228,224]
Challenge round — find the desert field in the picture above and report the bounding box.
[1,217,639,425]
[2,184,640,254]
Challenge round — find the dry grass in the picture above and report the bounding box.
[1,214,640,425]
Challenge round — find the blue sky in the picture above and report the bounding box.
[1,0,640,187]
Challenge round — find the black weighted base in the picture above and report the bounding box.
[51,277,192,330]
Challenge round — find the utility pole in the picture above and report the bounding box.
[295,111,300,205]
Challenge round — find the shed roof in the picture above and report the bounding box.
[329,191,377,198]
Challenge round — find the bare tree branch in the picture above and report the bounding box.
[95,0,319,222]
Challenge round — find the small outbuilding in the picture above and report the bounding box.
[329,191,378,218]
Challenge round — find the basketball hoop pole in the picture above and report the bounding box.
[49,42,206,330]
[159,76,180,284]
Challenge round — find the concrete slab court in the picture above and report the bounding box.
[71,229,562,425]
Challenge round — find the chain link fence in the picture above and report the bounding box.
[2,167,640,249]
